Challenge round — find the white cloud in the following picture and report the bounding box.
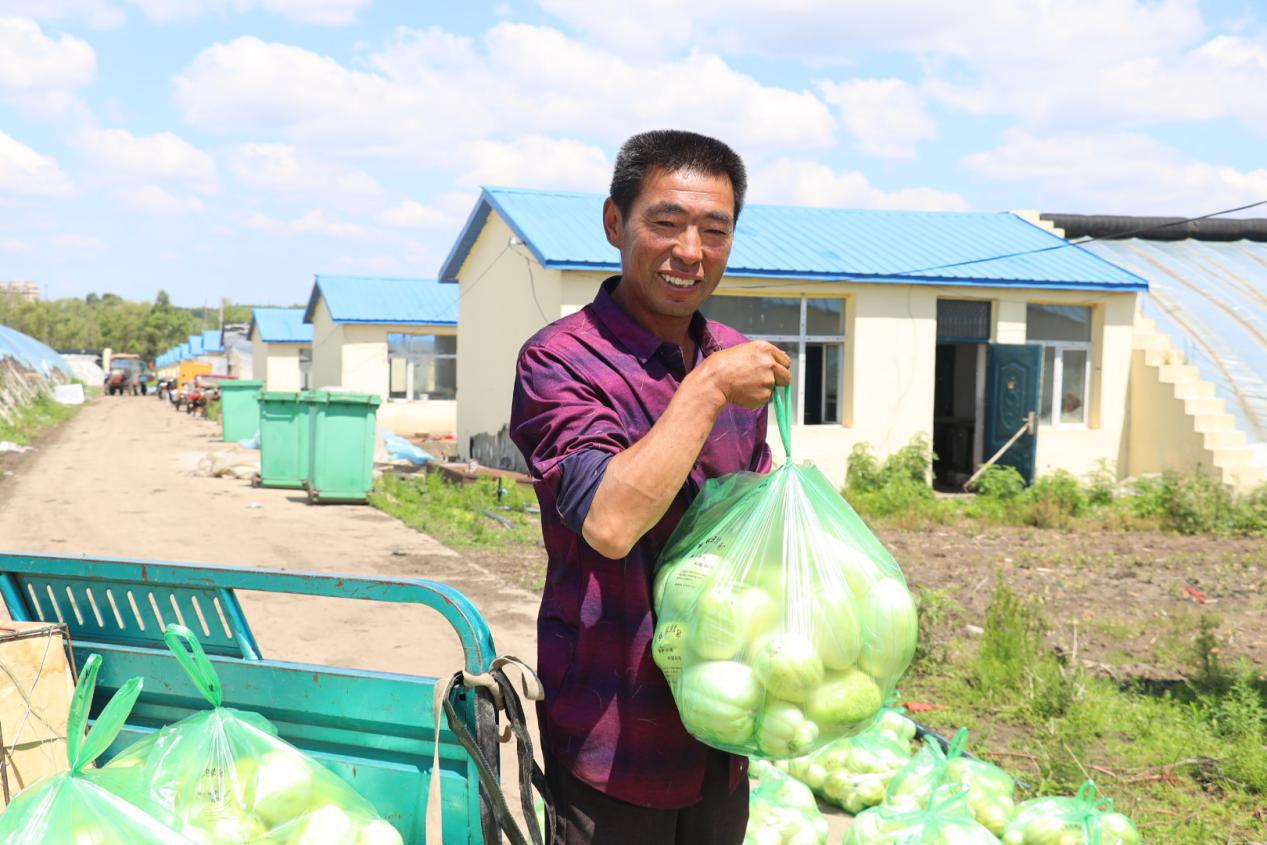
[80,128,218,194]
[751,157,969,211]
[0,237,27,251]
[377,200,452,229]
[0,2,124,29]
[228,143,381,197]
[0,17,96,92]
[0,130,73,196]
[818,78,934,159]
[538,0,1267,138]
[462,135,610,191]
[247,208,365,238]
[174,26,836,162]
[964,128,1267,213]
[332,254,402,273]
[118,184,204,215]
[127,0,368,25]
[51,233,105,251]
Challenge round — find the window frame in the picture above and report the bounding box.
[387,332,457,402]
[708,295,846,426]
[1026,304,1092,429]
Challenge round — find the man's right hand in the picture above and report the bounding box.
[691,341,793,409]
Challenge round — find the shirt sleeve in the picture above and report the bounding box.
[557,449,615,535]
[510,342,630,527]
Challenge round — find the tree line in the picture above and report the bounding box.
[0,291,257,362]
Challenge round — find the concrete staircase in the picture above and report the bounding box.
[1130,316,1265,493]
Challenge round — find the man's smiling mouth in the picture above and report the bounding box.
[660,273,701,288]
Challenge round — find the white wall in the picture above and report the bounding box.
[455,211,565,455]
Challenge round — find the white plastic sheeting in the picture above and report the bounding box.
[0,325,72,379]
[1085,239,1267,466]
[0,324,73,422]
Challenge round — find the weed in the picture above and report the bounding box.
[370,471,540,550]
[969,464,1025,500]
[0,390,79,446]
[912,588,961,670]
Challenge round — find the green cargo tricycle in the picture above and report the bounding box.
[0,552,549,845]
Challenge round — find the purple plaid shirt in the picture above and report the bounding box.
[510,276,771,809]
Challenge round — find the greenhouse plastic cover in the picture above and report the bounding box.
[0,324,72,379]
[1083,239,1267,462]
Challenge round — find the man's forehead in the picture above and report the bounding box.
[635,168,735,217]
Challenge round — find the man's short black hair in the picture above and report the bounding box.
[610,130,747,221]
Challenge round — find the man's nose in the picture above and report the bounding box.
[672,226,703,266]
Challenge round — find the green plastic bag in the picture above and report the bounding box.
[872,691,918,745]
[1003,782,1140,845]
[844,790,1002,845]
[781,725,913,815]
[107,625,404,845]
[745,761,829,845]
[886,728,1016,835]
[653,386,918,758]
[0,653,199,845]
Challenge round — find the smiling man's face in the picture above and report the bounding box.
[603,167,735,339]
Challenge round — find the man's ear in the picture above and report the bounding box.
[602,197,623,249]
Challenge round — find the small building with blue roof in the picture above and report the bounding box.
[303,275,459,437]
[441,187,1153,484]
[249,307,314,391]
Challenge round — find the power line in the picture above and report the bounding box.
[883,198,1267,279]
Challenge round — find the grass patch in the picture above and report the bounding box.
[370,470,541,550]
[905,579,1267,843]
[0,390,80,446]
[844,438,1267,536]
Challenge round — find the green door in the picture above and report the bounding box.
[984,344,1041,484]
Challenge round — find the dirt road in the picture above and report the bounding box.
[0,395,543,837]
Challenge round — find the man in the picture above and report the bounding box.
[511,129,792,845]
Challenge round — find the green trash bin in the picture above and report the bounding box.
[258,391,311,489]
[305,390,381,504]
[219,379,264,443]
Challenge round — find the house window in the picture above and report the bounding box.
[298,347,312,390]
[1026,304,1091,425]
[701,295,844,425]
[388,334,457,400]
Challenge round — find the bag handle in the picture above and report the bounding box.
[67,653,145,773]
[772,384,793,460]
[164,624,224,707]
[945,726,969,760]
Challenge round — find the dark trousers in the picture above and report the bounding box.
[543,752,748,845]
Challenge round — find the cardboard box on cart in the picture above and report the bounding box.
[0,621,75,807]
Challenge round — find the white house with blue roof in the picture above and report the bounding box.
[304,275,460,437]
[249,307,313,391]
[441,187,1164,488]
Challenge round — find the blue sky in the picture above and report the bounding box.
[1,0,1265,306]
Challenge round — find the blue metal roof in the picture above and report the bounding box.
[0,324,72,379]
[202,329,224,353]
[249,307,312,344]
[178,342,191,360]
[1082,239,1267,457]
[304,275,459,325]
[439,187,1147,291]
[187,334,205,357]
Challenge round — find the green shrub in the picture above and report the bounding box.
[1023,470,1089,529]
[969,464,1025,500]
[845,442,885,492]
[1085,459,1118,507]
[885,434,933,484]
[1161,472,1234,534]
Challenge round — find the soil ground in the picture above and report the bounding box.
[2,394,1262,842]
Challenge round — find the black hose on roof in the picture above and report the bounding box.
[1041,213,1267,242]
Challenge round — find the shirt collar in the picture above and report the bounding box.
[590,276,720,364]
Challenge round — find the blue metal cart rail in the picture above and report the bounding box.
[0,551,503,844]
